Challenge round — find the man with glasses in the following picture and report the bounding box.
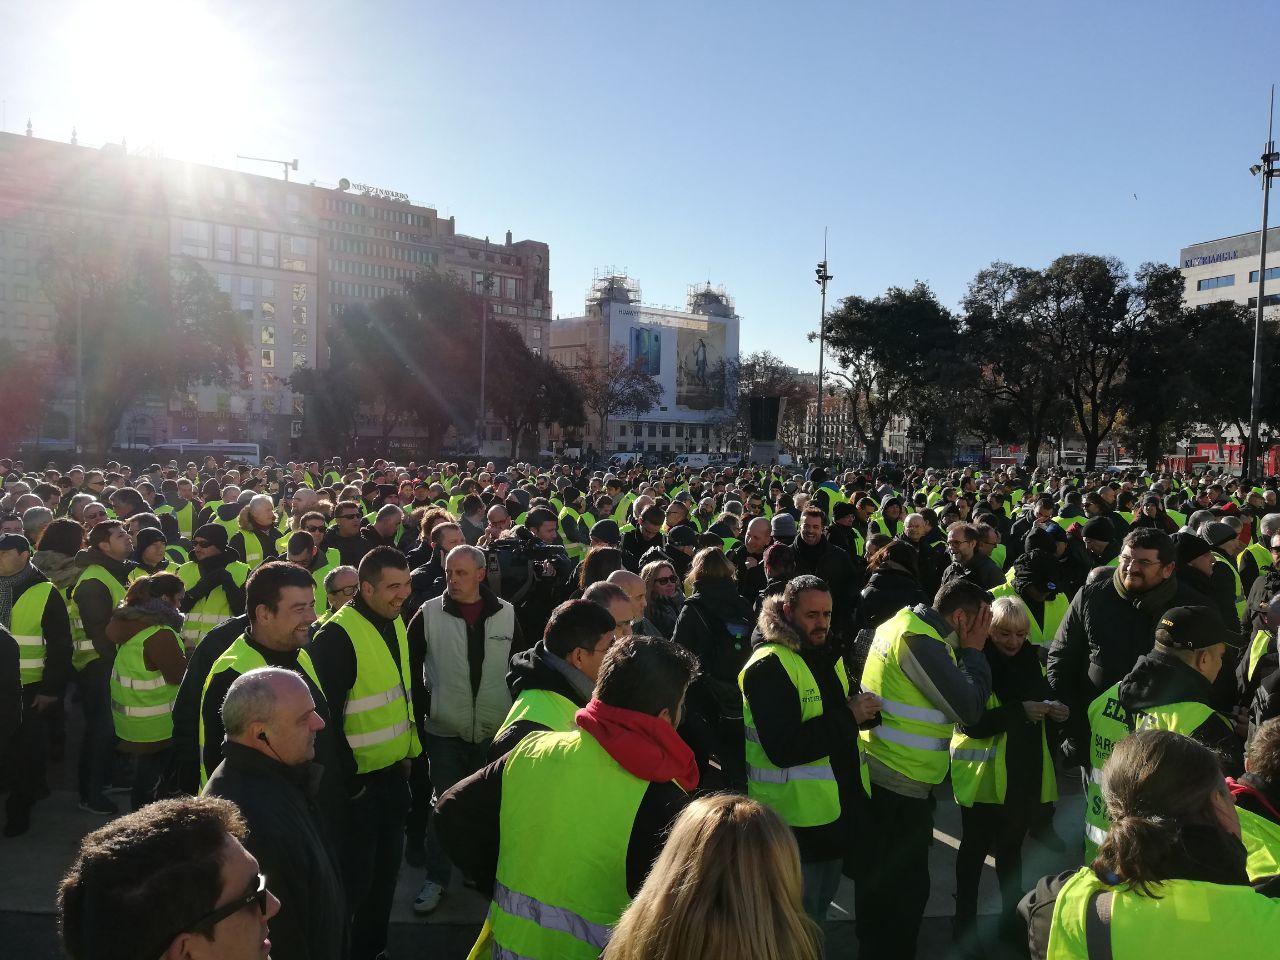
[58,795,280,960]
[1048,527,1211,770]
[320,565,359,624]
[323,501,371,569]
[490,598,617,760]
[941,521,1004,591]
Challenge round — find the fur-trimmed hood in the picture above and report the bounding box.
[754,595,804,652]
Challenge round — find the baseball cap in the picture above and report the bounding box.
[0,533,31,553]
[1155,605,1242,650]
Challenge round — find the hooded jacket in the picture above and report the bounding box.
[72,547,135,660]
[740,596,862,861]
[1117,649,1243,777]
[856,564,926,634]
[107,603,187,752]
[672,577,754,722]
[488,639,592,761]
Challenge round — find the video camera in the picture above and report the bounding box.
[484,535,572,604]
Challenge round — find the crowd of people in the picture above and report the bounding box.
[2,453,1280,958]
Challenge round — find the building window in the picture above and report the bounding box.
[1248,294,1280,308]
[14,285,28,301]
[239,300,253,320]
[647,423,657,438]
[261,278,275,297]
[288,235,309,256]
[261,326,276,345]
[503,277,518,299]
[1249,267,1280,283]
[240,276,255,295]
[661,424,670,438]
[293,329,309,347]
[292,283,307,302]
[292,305,308,325]
[282,258,306,271]
[215,224,234,262]
[181,220,210,258]
[238,228,257,265]
[292,351,307,369]
[532,325,542,340]
[260,232,277,267]
[261,301,276,319]
[260,349,275,368]
[618,423,627,437]
[1196,274,1235,291]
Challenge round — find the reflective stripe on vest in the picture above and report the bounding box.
[177,560,249,647]
[486,729,646,960]
[110,624,181,743]
[1249,629,1273,682]
[72,566,128,670]
[12,581,55,685]
[739,643,852,827]
[326,603,421,773]
[859,606,957,784]
[951,688,1058,807]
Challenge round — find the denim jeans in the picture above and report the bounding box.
[800,858,843,927]
[423,733,491,887]
[75,659,116,803]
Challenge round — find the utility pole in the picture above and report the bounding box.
[1248,85,1279,482]
[814,229,833,466]
[477,270,495,451]
[236,154,298,181]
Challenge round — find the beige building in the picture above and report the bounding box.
[1180,227,1280,313]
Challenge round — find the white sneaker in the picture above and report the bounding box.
[412,880,445,915]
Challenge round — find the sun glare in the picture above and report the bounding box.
[64,0,258,160]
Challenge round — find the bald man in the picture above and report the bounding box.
[728,516,772,602]
[606,569,662,637]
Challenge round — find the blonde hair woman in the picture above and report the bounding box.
[603,794,820,960]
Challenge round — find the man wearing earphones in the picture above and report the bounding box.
[198,562,346,842]
[204,667,344,960]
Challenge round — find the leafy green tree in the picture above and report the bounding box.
[820,281,959,465]
[40,239,245,462]
[485,318,584,457]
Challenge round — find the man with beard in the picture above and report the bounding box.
[792,508,858,647]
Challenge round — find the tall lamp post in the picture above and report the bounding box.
[1247,85,1279,483]
[477,270,495,452]
[814,229,832,466]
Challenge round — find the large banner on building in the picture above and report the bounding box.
[676,322,727,410]
[629,326,661,375]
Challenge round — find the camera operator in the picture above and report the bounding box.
[485,507,573,642]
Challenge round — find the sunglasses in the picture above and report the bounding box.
[336,513,359,521]
[656,575,678,585]
[184,873,269,938]
[192,539,212,548]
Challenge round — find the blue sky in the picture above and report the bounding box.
[4,0,1278,368]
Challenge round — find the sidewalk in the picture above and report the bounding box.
[3,770,1085,941]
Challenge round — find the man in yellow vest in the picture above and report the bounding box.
[855,579,994,960]
[72,519,135,815]
[310,546,422,960]
[285,530,338,618]
[740,576,880,925]
[490,598,617,760]
[0,532,72,836]
[435,634,701,960]
[1227,716,1280,891]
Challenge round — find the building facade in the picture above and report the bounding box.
[1179,227,1280,313]
[0,130,552,458]
[550,275,740,457]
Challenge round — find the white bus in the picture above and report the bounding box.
[145,442,263,466]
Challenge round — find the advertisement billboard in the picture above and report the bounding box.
[676,322,727,410]
[629,326,661,375]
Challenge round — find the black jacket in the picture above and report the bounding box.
[856,566,926,634]
[403,552,447,623]
[489,639,590,761]
[228,527,280,567]
[0,626,19,747]
[726,542,767,604]
[621,528,664,564]
[311,596,428,787]
[791,535,858,643]
[321,530,371,570]
[941,553,1005,591]
[1047,571,1207,764]
[672,578,754,723]
[171,615,249,795]
[961,642,1055,808]
[1117,649,1243,777]
[179,548,246,619]
[740,599,862,861]
[204,743,346,960]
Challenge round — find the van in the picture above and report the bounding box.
[674,453,711,469]
[146,442,262,466]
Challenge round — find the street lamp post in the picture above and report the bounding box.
[1247,85,1279,482]
[477,270,495,452]
[814,229,832,466]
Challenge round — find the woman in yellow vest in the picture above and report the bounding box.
[1227,717,1280,890]
[107,573,188,809]
[952,597,1066,950]
[228,494,282,570]
[1021,729,1280,957]
[602,794,821,960]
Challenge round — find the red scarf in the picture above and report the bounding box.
[575,699,700,792]
[1226,776,1280,822]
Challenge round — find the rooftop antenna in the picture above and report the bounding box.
[237,154,299,181]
